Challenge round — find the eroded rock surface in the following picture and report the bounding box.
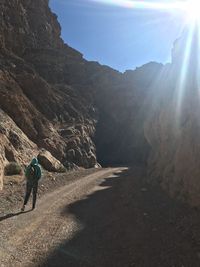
[144,27,200,206]
[0,0,98,181]
[0,0,152,178]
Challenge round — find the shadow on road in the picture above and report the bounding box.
[0,210,32,222]
[40,166,200,267]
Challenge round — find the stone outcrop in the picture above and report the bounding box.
[37,150,65,173]
[0,109,38,189]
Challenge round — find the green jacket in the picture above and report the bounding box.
[25,158,42,182]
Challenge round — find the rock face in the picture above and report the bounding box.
[0,0,153,179]
[0,109,38,189]
[94,62,163,165]
[144,26,200,206]
[0,0,99,177]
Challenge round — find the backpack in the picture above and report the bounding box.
[25,164,42,181]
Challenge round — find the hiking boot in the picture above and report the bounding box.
[21,205,25,212]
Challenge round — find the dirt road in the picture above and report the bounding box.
[0,167,200,267]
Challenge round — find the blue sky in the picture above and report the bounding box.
[49,0,186,72]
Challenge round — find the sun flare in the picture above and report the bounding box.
[91,0,200,119]
[183,0,200,23]
[91,0,200,23]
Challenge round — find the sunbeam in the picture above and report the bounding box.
[91,0,200,122]
[176,22,195,117]
[91,0,183,10]
[90,0,200,24]
[89,0,200,122]
[184,0,200,22]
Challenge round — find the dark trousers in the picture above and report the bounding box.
[23,181,38,209]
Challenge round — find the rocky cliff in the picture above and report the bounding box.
[144,26,200,206]
[0,0,97,184]
[0,0,154,179]
[1,0,200,207]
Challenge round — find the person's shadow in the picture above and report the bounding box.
[0,210,32,222]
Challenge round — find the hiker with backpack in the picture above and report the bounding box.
[21,157,42,212]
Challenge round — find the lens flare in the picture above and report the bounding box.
[91,0,183,10]
[90,0,200,119]
[91,0,200,23]
[183,0,200,22]
[176,23,195,114]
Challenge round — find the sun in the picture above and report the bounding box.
[183,0,200,22]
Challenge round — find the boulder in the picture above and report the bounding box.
[38,150,66,173]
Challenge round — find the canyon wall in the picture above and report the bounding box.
[0,0,153,176]
[144,27,200,206]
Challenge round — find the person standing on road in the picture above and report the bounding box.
[21,157,42,212]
